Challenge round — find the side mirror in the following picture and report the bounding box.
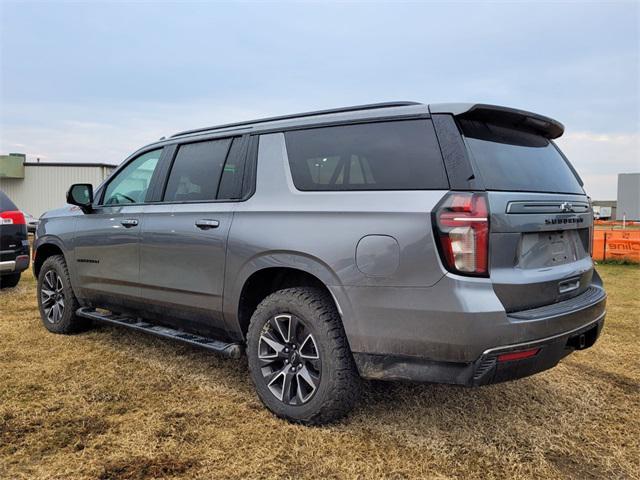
[66,183,94,213]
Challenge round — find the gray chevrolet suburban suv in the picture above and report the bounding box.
[34,102,606,424]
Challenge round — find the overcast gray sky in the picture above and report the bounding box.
[1,0,638,199]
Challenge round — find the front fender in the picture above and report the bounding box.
[33,213,77,283]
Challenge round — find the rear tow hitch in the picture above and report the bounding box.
[567,326,598,350]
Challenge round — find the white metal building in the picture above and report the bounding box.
[0,155,115,217]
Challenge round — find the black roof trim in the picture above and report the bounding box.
[24,162,117,168]
[170,101,422,138]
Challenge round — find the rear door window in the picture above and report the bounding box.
[459,119,583,194]
[284,120,449,191]
[217,137,248,200]
[163,138,232,202]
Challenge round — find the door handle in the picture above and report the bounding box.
[195,219,220,230]
[121,218,139,228]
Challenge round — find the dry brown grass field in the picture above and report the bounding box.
[1,264,638,479]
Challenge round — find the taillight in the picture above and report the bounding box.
[0,210,26,225]
[433,192,489,277]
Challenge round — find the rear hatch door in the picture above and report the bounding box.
[458,117,594,312]
[0,190,28,262]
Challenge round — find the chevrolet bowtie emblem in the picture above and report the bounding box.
[560,202,575,213]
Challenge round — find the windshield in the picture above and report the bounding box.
[459,119,584,195]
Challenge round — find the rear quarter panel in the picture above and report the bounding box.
[223,133,448,338]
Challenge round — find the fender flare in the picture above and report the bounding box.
[33,235,75,283]
[222,251,350,339]
[33,235,67,267]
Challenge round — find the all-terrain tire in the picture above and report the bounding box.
[246,287,361,425]
[37,255,89,334]
[0,273,21,289]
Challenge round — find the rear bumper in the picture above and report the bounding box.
[349,280,607,384]
[0,255,29,275]
[471,313,604,385]
[354,314,604,385]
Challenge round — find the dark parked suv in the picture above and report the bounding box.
[33,102,606,424]
[1,191,30,288]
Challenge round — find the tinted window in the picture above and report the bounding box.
[459,119,583,194]
[103,149,162,205]
[164,139,232,202]
[285,120,448,191]
[0,191,18,212]
[217,138,247,200]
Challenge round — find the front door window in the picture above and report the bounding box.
[103,149,162,205]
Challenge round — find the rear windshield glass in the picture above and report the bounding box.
[284,120,449,191]
[459,119,583,194]
[0,190,18,211]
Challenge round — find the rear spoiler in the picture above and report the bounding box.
[428,103,564,139]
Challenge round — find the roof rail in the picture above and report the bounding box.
[170,101,422,138]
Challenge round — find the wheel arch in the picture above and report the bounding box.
[224,252,347,341]
[33,238,66,277]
